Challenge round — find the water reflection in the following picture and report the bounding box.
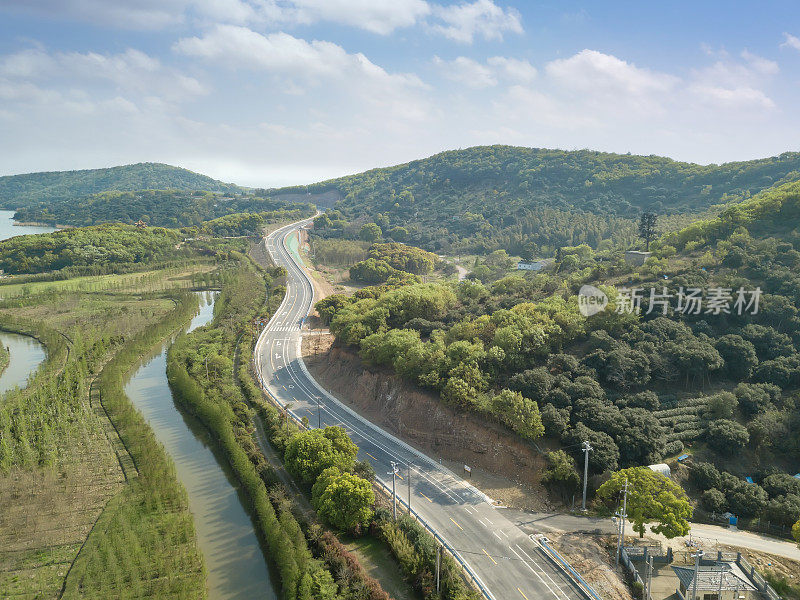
[124,292,277,600]
[0,331,46,397]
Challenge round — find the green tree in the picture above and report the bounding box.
[314,472,375,532]
[701,489,727,513]
[489,389,544,441]
[285,427,359,484]
[541,450,581,502]
[707,419,749,452]
[597,467,692,538]
[359,222,383,242]
[638,212,658,251]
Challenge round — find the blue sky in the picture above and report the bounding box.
[1,1,799,187]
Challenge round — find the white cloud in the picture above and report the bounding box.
[0,0,189,30]
[781,32,800,52]
[0,47,207,102]
[688,49,777,112]
[430,0,522,43]
[290,0,431,35]
[690,85,775,110]
[486,56,536,83]
[0,0,432,34]
[546,49,678,97]
[433,55,536,88]
[740,50,779,76]
[175,25,423,87]
[174,25,428,120]
[433,56,497,88]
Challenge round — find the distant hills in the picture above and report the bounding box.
[280,146,800,253]
[0,162,241,209]
[4,148,800,254]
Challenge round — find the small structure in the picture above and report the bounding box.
[648,463,671,478]
[672,563,757,600]
[625,250,651,266]
[134,219,148,229]
[517,259,551,272]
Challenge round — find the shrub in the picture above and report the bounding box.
[690,462,721,490]
[707,419,749,452]
[701,489,727,513]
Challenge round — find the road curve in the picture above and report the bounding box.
[254,218,594,600]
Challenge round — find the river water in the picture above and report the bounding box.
[0,212,54,394]
[0,210,57,239]
[124,292,277,600]
[0,331,47,396]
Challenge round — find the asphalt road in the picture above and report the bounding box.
[254,218,594,600]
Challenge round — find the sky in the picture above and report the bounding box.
[1,1,799,187]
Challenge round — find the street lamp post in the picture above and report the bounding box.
[408,464,412,514]
[389,462,399,520]
[581,441,592,511]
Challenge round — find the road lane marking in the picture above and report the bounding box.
[449,517,463,531]
[514,544,569,600]
[365,452,378,461]
[518,588,530,600]
[420,492,433,503]
[482,548,497,565]
[500,530,508,538]
[492,531,502,540]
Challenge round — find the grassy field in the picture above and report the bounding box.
[342,535,418,600]
[0,263,216,299]
[0,264,213,598]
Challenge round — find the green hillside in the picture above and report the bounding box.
[664,179,800,250]
[14,189,314,229]
[0,162,241,208]
[288,146,800,254]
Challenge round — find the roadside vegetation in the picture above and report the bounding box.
[315,180,800,539]
[0,222,270,597]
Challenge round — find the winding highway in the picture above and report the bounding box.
[254,218,596,600]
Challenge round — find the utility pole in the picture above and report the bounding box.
[407,464,412,514]
[615,478,628,566]
[645,555,653,600]
[690,550,703,600]
[389,462,399,520]
[581,441,592,511]
[317,398,322,429]
[435,543,441,593]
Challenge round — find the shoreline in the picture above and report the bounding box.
[12,221,71,229]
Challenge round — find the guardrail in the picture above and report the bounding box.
[536,535,604,600]
[251,221,597,600]
[371,477,496,600]
[738,554,783,600]
[253,352,496,600]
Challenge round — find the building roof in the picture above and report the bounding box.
[671,565,756,592]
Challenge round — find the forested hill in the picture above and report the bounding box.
[290,146,800,253]
[300,146,800,216]
[0,162,241,208]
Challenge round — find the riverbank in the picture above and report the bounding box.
[62,291,207,597]
[0,267,207,597]
[0,343,8,378]
[125,292,275,599]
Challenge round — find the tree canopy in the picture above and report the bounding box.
[597,467,693,539]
